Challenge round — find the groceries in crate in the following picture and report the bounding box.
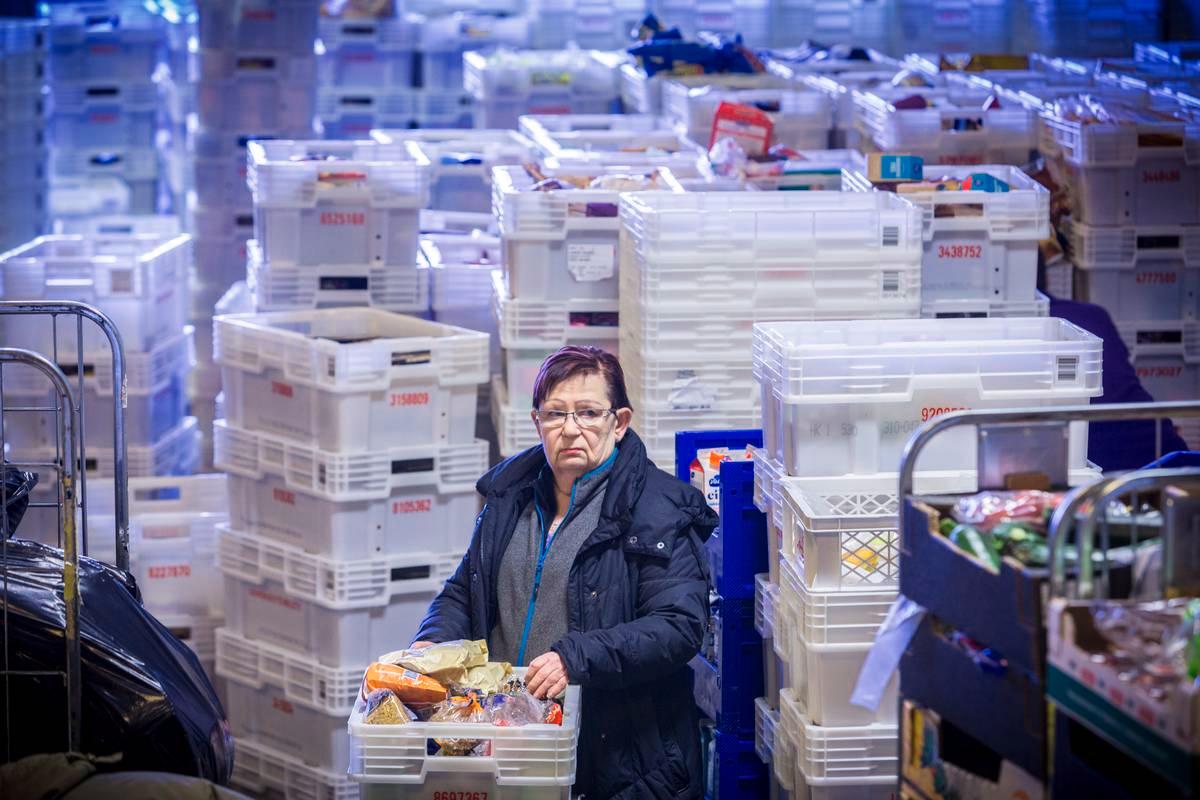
[690,445,754,512]
[866,152,924,184]
[628,16,764,79]
[933,618,1010,675]
[1049,93,1190,127]
[935,489,1064,570]
[365,688,418,725]
[523,163,671,217]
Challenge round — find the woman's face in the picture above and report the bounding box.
[534,371,632,480]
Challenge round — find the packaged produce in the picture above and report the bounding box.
[460,662,513,694]
[378,640,488,685]
[689,445,754,512]
[487,690,546,727]
[544,700,563,725]
[947,523,1001,572]
[431,694,491,756]
[364,689,416,725]
[362,662,448,706]
[952,490,1062,533]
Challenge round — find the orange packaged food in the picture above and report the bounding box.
[363,662,448,706]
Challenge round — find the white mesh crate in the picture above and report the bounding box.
[619,64,665,115]
[378,128,534,215]
[318,87,416,139]
[54,214,181,238]
[191,203,254,290]
[636,402,761,469]
[1119,319,1200,403]
[27,415,200,479]
[225,680,349,771]
[519,113,707,176]
[898,0,1010,53]
[418,13,530,92]
[779,688,898,790]
[425,232,503,313]
[754,317,1102,478]
[317,15,419,89]
[2,326,193,452]
[194,49,316,131]
[215,308,486,451]
[248,139,429,271]
[848,164,1047,316]
[662,74,834,150]
[188,124,291,216]
[1067,220,1200,322]
[217,627,362,716]
[246,239,431,313]
[620,332,758,409]
[413,88,475,129]
[86,474,227,618]
[219,525,449,663]
[48,148,158,212]
[754,574,778,640]
[46,3,163,82]
[1040,97,1200,225]
[492,375,540,457]
[464,49,620,130]
[619,190,923,315]
[854,86,1035,166]
[779,554,896,646]
[196,0,320,55]
[213,419,487,503]
[751,446,786,583]
[348,670,581,792]
[232,735,358,800]
[772,1,894,51]
[796,72,909,150]
[755,697,779,766]
[48,80,157,150]
[0,232,191,355]
[224,460,481,561]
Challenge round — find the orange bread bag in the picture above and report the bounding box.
[363,662,447,706]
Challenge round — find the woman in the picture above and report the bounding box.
[413,345,718,800]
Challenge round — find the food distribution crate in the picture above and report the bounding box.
[45,3,162,82]
[754,697,779,765]
[619,63,665,115]
[0,231,191,355]
[86,473,227,618]
[317,87,416,139]
[48,147,158,211]
[417,12,530,91]
[248,139,429,271]
[53,214,181,238]
[378,128,533,214]
[218,627,362,717]
[317,15,419,90]
[492,376,539,457]
[1040,96,1200,225]
[347,670,581,798]
[196,0,320,56]
[854,85,1035,165]
[216,308,486,451]
[2,325,193,452]
[413,89,475,129]
[47,80,157,150]
[1119,319,1200,403]
[1067,220,1200,322]
[736,147,865,191]
[778,554,896,646]
[188,125,298,216]
[218,524,452,666]
[494,163,674,305]
[662,74,834,150]
[620,330,759,410]
[232,735,359,800]
[751,447,786,582]
[225,679,349,771]
[619,189,923,316]
[193,48,316,131]
[849,164,1047,316]
[464,49,620,130]
[191,202,254,290]
[636,403,762,469]
[754,574,779,641]
[519,113,707,176]
[754,317,1102,477]
[779,687,898,786]
[772,0,894,51]
[27,415,199,480]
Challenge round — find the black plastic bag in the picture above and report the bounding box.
[0,538,233,782]
[1,468,38,539]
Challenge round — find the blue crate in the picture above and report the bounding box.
[702,726,769,800]
[711,461,769,601]
[693,596,764,736]
[673,429,763,482]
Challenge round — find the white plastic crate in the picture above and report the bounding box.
[380,128,534,214]
[27,415,200,479]
[619,190,923,316]
[248,139,429,271]
[2,326,193,452]
[49,148,157,212]
[215,308,486,451]
[795,72,909,150]
[418,13,530,92]
[347,669,581,792]
[755,697,779,766]
[780,689,897,792]
[219,525,449,664]
[751,446,786,583]
[636,402,762,470]
[317,15,419,89]
[1046,258,1074,300]
[188,124,297,216]
[46,3,163,82]
[196,0,319,55]
[54,214,181,238]
[318,87,416,139]
[245,239,431,313]
[754,317,1102,478]
[735,147,865,192]
[620,332,759,409]
[159,612,221,668]
[519,113,707,176]
[492,375,539,457]
[225,679,349,771]
[48,80,157,150]
[464,49,620,130]
[772,1,894,51]
[86,474,227,618]
[213,419,487,503]
[495,163,673,304]
[224,453,480,559]
[779,555,896,647]
[191,202,254,290]
[898,0,1011,53]
[854,85,1035,166]
[1068,220,1200,322]
[754,574,778,640]
[232,735,358,800]
[194,52,315,132]
[217,627,362,716]
[662,74,834,151]
[413,89,476,129]
[0,232,191,355]
[1120,319,1200,403]
[493,270,619,349]
[424,232,503,313]
[619,64,664,115]
[1041,98,1200,225]
[850,164,1047,316]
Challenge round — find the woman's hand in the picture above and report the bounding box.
[410,641,434,649]
[525,651,569,700]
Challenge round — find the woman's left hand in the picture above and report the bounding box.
[526,651,569,700]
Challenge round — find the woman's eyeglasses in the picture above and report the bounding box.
[536,408,615,429]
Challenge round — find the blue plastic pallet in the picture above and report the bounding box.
[692,595,764,736]
[702,726,769,800]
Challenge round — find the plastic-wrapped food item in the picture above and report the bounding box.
[364,689,416,725]
[459,662,513,694]
[991,521,1050,567]
[363,663,448,706]
[952,490,1062,533]
[487,691,546,727]
[544,701,563,725]
[947,523,1001,572]
[379,640,488,684]
[432,695,490,756]
[588,173,658,191]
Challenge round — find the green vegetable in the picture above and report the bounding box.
[991,522,1049,567]
[948,523,1001,572]
[939,517,957,538]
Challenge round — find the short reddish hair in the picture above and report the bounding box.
[531,346,632,411]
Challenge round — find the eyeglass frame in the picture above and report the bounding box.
[534,407,619,429]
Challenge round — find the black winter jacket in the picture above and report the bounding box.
[415,430,719,800]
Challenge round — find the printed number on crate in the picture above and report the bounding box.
[390,392,430,407]
[921,406,970,422]
[431,793,490,800]
[936,244,983,260]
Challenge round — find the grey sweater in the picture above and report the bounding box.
[489,451,615,666]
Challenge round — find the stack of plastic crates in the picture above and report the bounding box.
[157,7,195,219]
[519,113,708,177]
[211,307,489,799]
[770,0,894,51]
[1027,0,1161,57]
[0,19,47,252]
[750,316,1104,799]
[648,0,770,48]
[189,0,320,467]
[415,13,529,127]
[526,0,645,50]
[617,189,924,466]
[464,48,621,130]
[44,3,164,218]
[896,0,1010,53]
[0,227,200,478]
[490,157,687,457]
[1135,40,1200,70]
[1043,83,1200,447]
[316,11,420,135]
